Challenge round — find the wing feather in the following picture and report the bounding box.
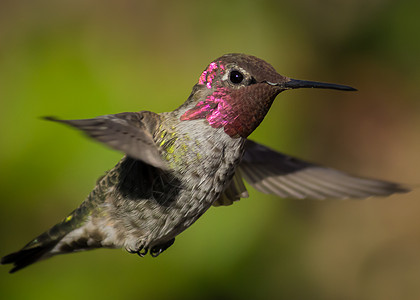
[239,140,409,200]
[44,111,168,170]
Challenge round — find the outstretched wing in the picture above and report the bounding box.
[44,111,168,170]
[237,140,409,200]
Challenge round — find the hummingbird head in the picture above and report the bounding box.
[180,53,356,138]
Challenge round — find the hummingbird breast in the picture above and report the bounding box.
[97,114,246,252]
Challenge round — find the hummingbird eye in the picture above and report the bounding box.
[229,70,244,84]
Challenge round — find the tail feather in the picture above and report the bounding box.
[1,241,58,273]
[2,206,90,273]
[2,184,106,273]
[1,223,69,273]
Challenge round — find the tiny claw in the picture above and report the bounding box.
[150,248,162,258]
[149,238,175,257]
[137,248,148,257]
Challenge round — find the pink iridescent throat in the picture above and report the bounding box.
[180,87,236,129]
[180,62,242,137]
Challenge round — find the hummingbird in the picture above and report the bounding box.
[1,53,408,273]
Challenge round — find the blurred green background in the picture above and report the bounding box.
[1,0,420,299]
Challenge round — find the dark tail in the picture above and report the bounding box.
[1,239,59,273]
[1,207,89,273]
[1,223,68,273]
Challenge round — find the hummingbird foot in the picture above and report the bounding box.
[127,238,175,258]
[126,245,148,257]
[137,247,148,257]
[150,238,175,258]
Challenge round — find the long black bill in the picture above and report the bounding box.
[266,78,357,91]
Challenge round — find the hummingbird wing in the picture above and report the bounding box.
[238,140,409,200]
[44,111,168,170]
[213,171,249,206]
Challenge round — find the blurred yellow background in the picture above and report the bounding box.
[1,0,420,299]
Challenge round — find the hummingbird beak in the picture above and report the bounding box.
[265,78,357,91]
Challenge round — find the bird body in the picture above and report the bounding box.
[1,54,408,273]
